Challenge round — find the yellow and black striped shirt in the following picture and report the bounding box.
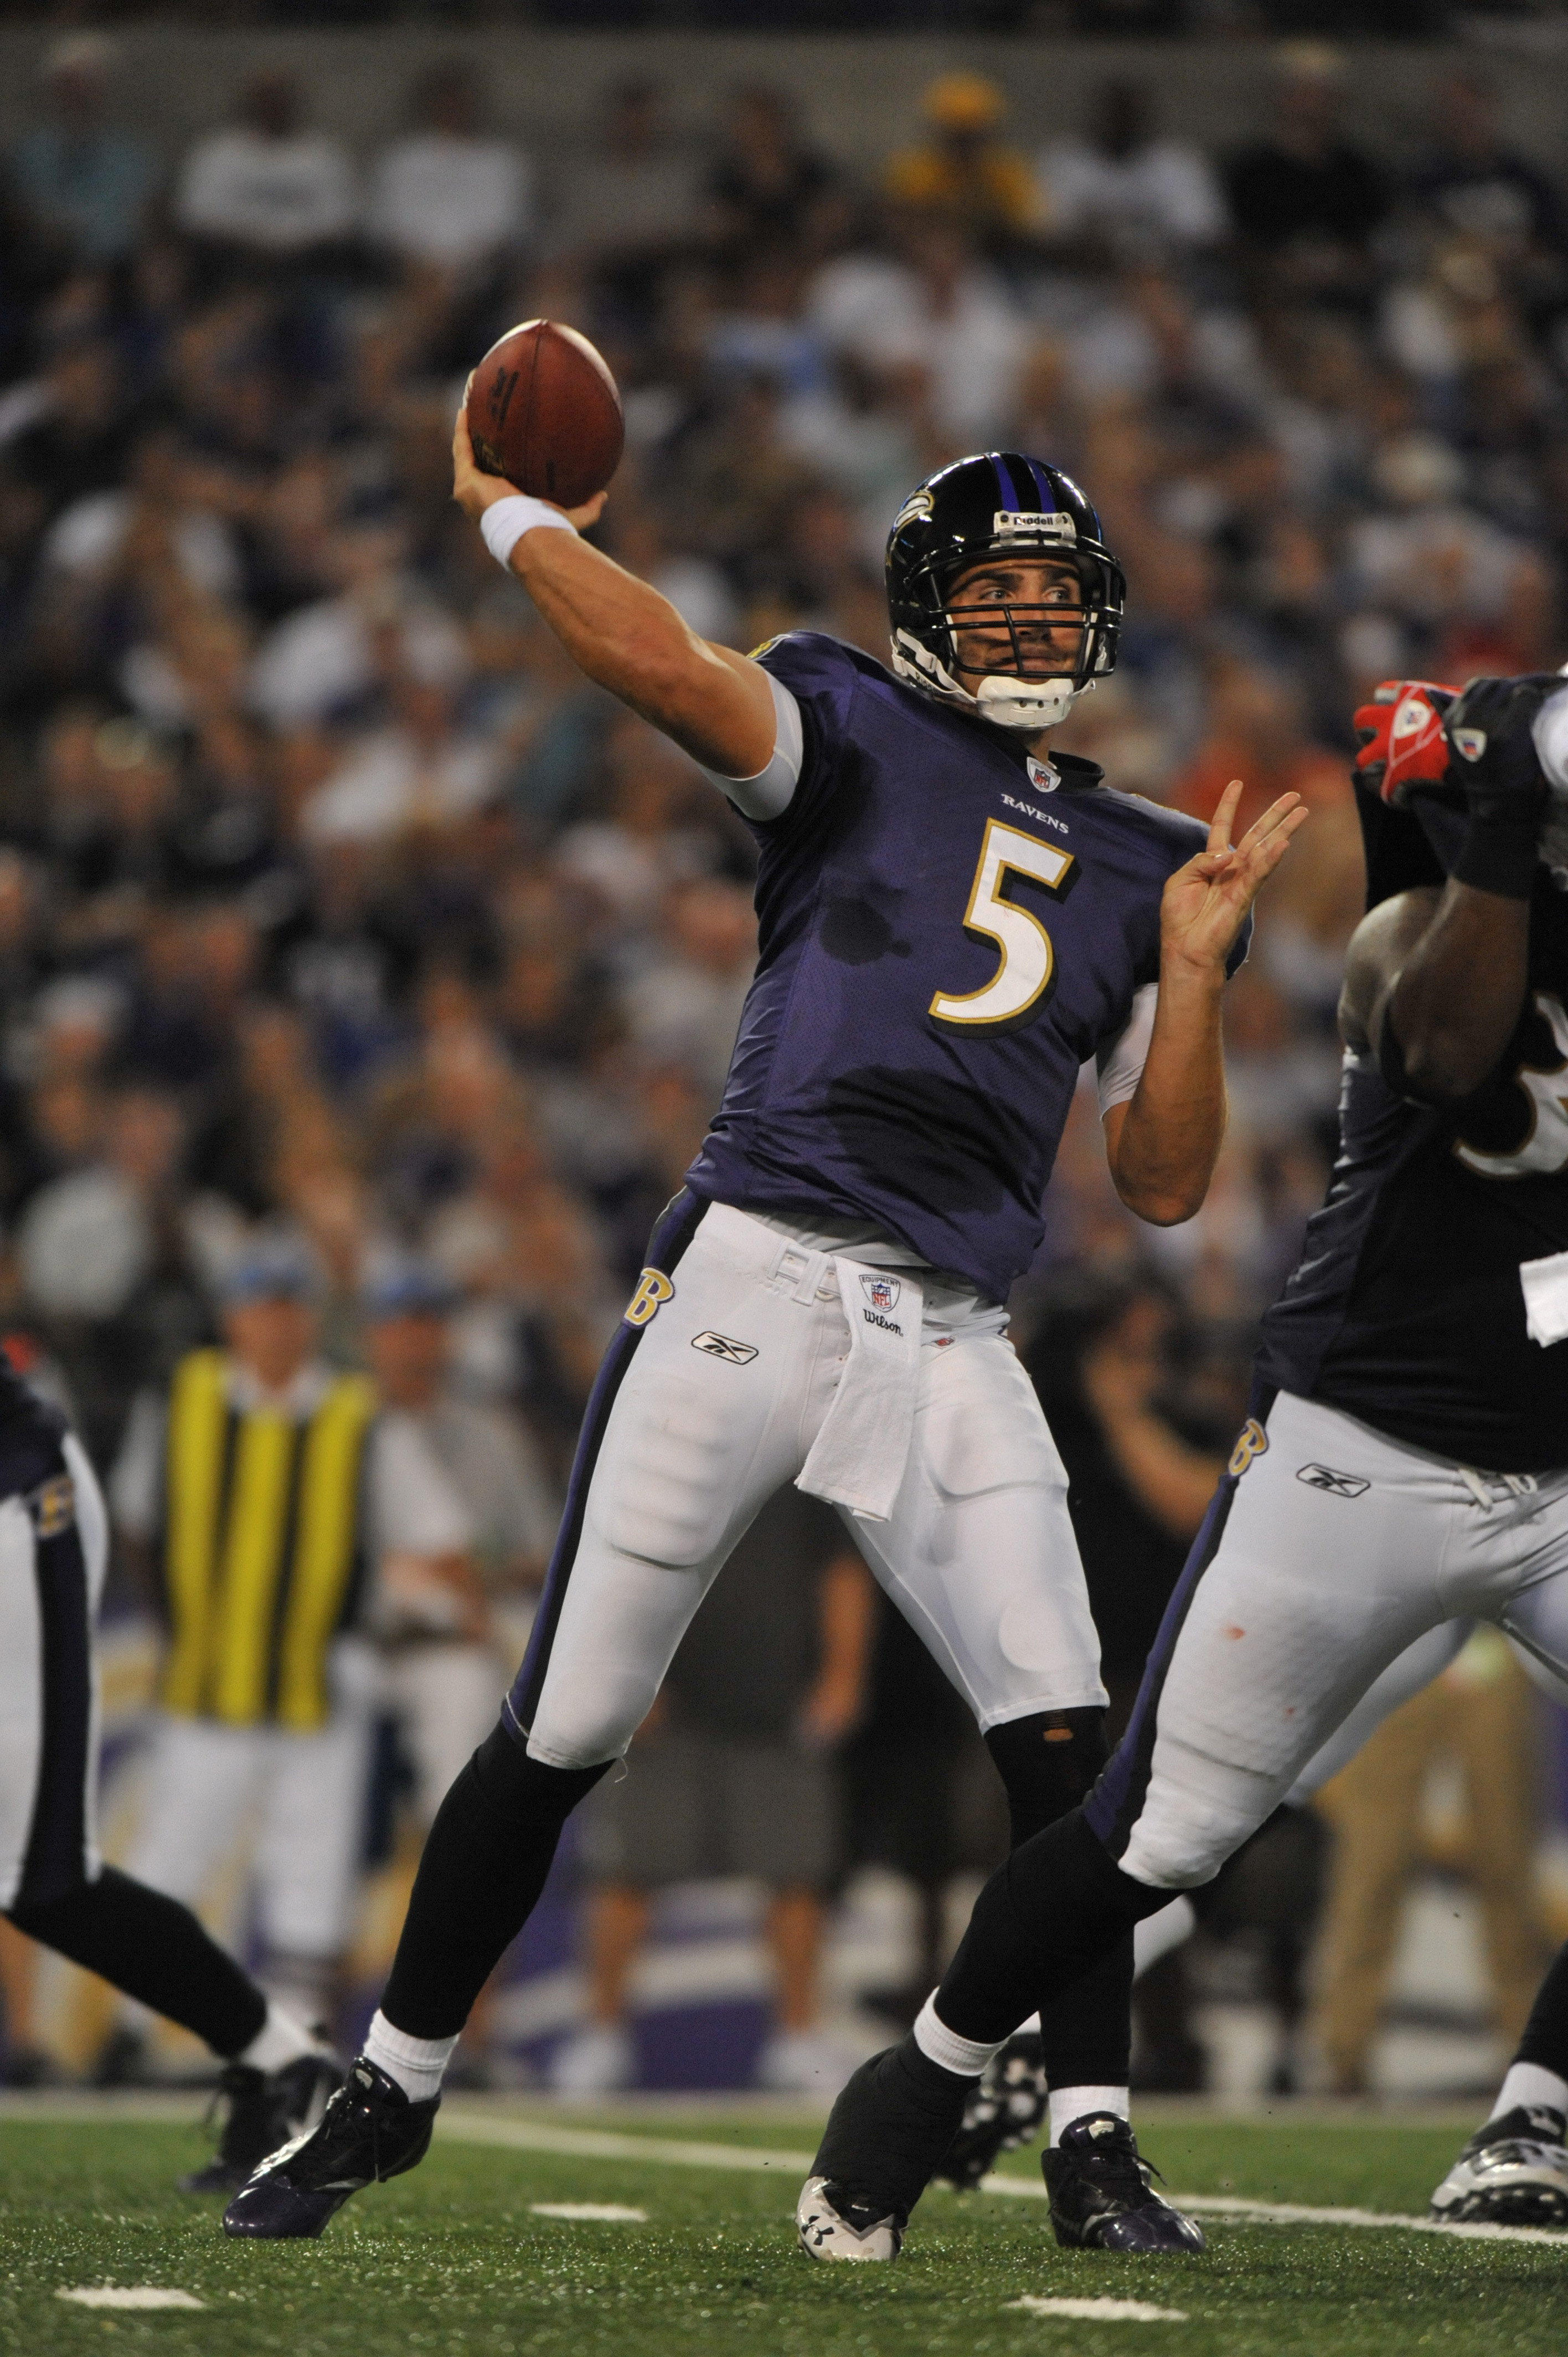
[158,1350,376,1731]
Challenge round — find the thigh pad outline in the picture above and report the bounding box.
[919,1343,1066,1501]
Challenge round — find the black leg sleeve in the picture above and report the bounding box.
[984,1711,1136,2088]
[1514,1940,1568,2083]
[380,1721,611,2040]
[937,1808,1169,2047]
[8,1866,267,2060]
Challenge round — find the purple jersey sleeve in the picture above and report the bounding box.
[751,631,866,838]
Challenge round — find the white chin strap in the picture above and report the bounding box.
[889,630,1086,733]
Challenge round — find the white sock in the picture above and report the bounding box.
[1489,2062,1568,2126]
[1049,2085,1129,2147]
[363,2010,458,2104]
[912,1994,1003,2080]
[236,2001,322,2075]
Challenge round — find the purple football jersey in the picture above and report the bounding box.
[685,632,1236,1302]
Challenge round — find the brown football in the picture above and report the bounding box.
[466,318,624,510]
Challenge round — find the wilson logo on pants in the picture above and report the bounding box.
[625,1269,674,1328]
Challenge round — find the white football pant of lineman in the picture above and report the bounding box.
[0,1435,106,1907]
[519,1202,1107,1771]
[1108,1390,1568,1892]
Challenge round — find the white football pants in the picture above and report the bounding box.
[0,1435,107,1910]
[510,1197,1106,1770]
[1091,1388,1568,1890]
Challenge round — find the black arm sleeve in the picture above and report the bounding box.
[1355,778,1448,912]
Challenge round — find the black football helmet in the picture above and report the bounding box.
[885,452,1125,732]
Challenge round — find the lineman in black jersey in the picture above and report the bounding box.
[801,669,1568,2252]
[0,1352,336,2187]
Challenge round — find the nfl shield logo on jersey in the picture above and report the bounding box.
[861,1274,901,1314]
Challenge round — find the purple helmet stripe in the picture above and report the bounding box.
[1025,458,1058,510]
[992,454,1025,512]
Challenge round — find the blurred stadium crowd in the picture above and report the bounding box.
[0,29,1565,2097]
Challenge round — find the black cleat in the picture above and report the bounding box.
[1429,2106,1568,2229]
[222,2057,437,2240]
[180,2054,341,2194]
[1043,2112,1206,2253]
[935,2031,1049,2192]
[800,2037,972,2255]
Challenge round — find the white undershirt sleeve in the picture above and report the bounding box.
[1096,981,1159,1118]
[695,671,803,820]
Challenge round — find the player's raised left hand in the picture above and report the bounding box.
[1159,778,1307,981]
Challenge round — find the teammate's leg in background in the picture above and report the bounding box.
[804,1391,1461,2248]
[802,1332,1187,2257]
[0,1438,332,2187]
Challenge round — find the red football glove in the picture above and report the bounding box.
[1352,679,1461,806]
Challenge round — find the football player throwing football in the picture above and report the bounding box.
[223,435,1302,2246]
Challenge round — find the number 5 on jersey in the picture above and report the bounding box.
[930,819,1077,1033]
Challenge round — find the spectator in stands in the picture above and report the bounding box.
[886,71,1033,255]
[624,878,757,1100]
[1312,1632,1550,2096]
[177,71,357,264]
[1225,43,1390,304]
[1169,655,1350,838]
[1038,79,1228,261]
[705,85,841,265]
[1409,70,1564,277]
[304,670,502,849]
[810,215,1030,447]
[556,1489,873,2096]
[106,1240,472,2055]
[363,1256,556,1806]
[885,72,1040,255]
[546,79,701,274]
[367,63,532,281]
[9,36,154,269]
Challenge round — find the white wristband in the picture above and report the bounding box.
[479,494,577,572]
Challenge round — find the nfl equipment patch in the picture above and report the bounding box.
[860,1275,901,1314]
[1296,1463,1370,1499]
[690,1331,759,1366]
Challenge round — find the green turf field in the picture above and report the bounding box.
[2,2102,1566,2356]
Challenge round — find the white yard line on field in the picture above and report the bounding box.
[1008,2296,1189,2322]
[434,2113,1568,2247]
[529,2202,648,2221]
[58,2288,205,2310]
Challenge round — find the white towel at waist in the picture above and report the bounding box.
[1521,1247,1568,1347]
[797,1256,923,1523]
